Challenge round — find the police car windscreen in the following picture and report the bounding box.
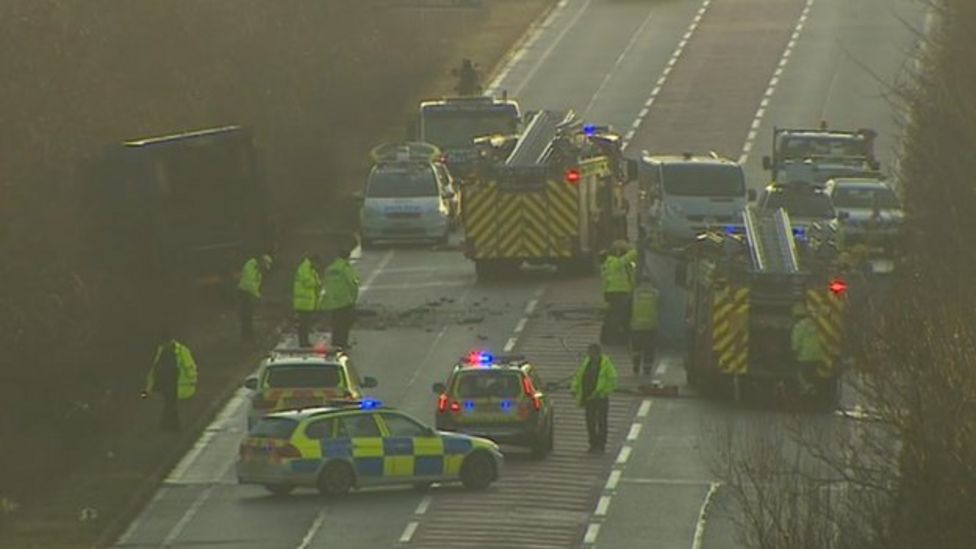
[662,164,745,197]
[766,191,836,219]
[457,371,522,398]
[250,417,299,438]
[832,187,900,209]
[367,167,438,198]
[421,110,518,148]
[266,364,341,388]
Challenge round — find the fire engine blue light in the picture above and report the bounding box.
[500,399,513,410]
[793,227,807,241]
[583,124,596,136]
[464,400,475,410]
[360,399,382,410]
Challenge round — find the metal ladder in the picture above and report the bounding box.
[505,110,575,167]
[743,206,800,273]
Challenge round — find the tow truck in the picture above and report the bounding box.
[462,110,635,279]
[676,205,847,405]
[762,123,881,185]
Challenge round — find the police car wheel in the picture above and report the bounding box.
[317,463,354,496]
[263,484,295,496]
[530,418,554,458]
[460,451,494,490]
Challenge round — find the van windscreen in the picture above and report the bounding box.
[662,164,745,197]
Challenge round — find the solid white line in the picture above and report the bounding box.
[415,495,432,515]
[637,399,652,417]
[581,8,656,117]
[296,507,329,549]
[584,523,601,544]
[627,423,642,441]
[361,280,469,292]
[360,249,395,294]
[616,446,632,465]
[161,485,213,547]
[115,488,170,544]
[595,495,612,516]
[513,0,593,96]
[399,521,420,544]
[692,483,722,549]
[623,477,716,487]
[606,470,622,491]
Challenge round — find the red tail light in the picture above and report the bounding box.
[564,168,581,184]
[449,400,461,413]
[522,376,542,411]
[438,394,448,413]
[273,444,301,460]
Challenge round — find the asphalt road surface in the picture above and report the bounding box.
[114,0,925,547]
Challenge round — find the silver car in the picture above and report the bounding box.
[824,177,903,241]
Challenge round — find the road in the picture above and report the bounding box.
[113,0,925,547]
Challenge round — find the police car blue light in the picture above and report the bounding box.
[793,227,807,240]
[463,400,476,411]
[360,399,382,409]
[583,124,597,136]
[499,399,513,410]
[467,351,494,365]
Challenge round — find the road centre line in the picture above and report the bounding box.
[296,507,329,549]
[692,483,722,549]
[637,398,653,417]
[399,521,420,544]
[360,280,469,292]
[621,0,713,151]
[627,423,642,441]
[581,8,658,118]
[415,495,433,515]
[514,317,528,334]
[737,0,816,165]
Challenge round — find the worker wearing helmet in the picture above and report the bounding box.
[237,253,273,341]
[791,303,825,394]
[600,240,637,345]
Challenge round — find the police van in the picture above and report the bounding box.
[638,152,754,246]
[358,142,457,248]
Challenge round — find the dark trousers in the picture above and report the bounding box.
[160,393,180,432]
[296,311,314,347]
[631,329,657,373]
[585,397,609,450]
[601,292,632,345]
[797,360,823,386]
[238,290,255,340]
[331,306,355,348]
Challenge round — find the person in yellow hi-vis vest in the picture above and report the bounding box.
[293,253,323,347]
[630,284,660,375]
[600,240,637,345]
[237,253,273,341]
[791,303,826,394]
[142,330,198,432]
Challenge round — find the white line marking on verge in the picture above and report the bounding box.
[605,470,622,491]
[595,495,612,516]
[115,488,170,545]
[415,495,432,515]
[399,521,420,544]
[622,477,717,486]
[161,485,213,547]
[584,523,601,544]
[627,423,642,441]
[296,507,329,549]
[512,0,593,97]
[622,0,713,150]
[737,0,817,165]
[485,0,569,94]
[691,482,722,549]
[616,446,632,465]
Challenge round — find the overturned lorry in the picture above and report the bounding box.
[676,205,848,405]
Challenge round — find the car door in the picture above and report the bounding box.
[378,411,444,479]
[338,412,385,483]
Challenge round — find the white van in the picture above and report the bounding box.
[638,152,754,245]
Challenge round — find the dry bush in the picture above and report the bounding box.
[713,1,976,546]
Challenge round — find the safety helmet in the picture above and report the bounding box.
[792,303,807,318]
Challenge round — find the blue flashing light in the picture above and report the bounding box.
[583,124,597,136]
[463,400,475,411]
[467,350,494,366]
[793,227,807,241]
[500,399,513,411]
[360,399,382,410]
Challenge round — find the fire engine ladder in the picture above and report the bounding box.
[742,206,801,273]
[505,109,576,167]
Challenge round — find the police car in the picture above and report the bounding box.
[243,345,378,429]
[431,351,555,457]
[236,400,503,496]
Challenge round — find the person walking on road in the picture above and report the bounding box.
[600,240,637,345]
[630,283,660,375]
[293,253,323,347]
[141,330,198,432]
[571,343,618,452]
[237,253,273,341]
[321,244,360,349]
[791,303,826,394]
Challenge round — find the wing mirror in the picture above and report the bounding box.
[762,156,772,170]
[243,377,258,390]
[362,376,378,389]
[431,382,447,394]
